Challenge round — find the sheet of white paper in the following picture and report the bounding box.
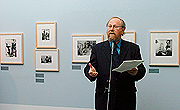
[112,60,144,73]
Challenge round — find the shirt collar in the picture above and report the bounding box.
[109,39,121,48]
[116,40,121,49]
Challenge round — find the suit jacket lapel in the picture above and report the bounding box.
[119,39,129,64]
[102,41,111,62]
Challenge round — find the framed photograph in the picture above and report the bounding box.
[35,49,59,71]
[0,33,23,64]
[149,31,179,66]
[122,31,136,43]
[36,22,57,48]
[71,34,103,63]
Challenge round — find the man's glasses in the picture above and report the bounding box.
[107,25,124,29]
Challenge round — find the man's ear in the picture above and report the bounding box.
[122,28,125,34]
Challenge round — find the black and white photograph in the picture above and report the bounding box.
[149,31,179,66]
[0,33,23,64]
[71,34,103,63]
[36,22,56,48]
[5,39,17,57]
[155,39,172,56]
[35,49,59,71]
[77,40,96,56]
[41,55,52,64]
[42,29,50,41]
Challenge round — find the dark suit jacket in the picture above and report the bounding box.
[84,40,146,110]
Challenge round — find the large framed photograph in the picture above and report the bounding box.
[149,31,179,66]
[35,49,59,71]
[36,22,57,48]
[71,34,103,63]
[122,31,136,43]
[0,33,23,64]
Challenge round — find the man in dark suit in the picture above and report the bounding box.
[84,17,146,110]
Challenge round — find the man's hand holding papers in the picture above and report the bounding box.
[127,67,138,76]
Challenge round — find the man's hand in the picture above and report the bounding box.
[127,67,138,76]
[88,63,98,77]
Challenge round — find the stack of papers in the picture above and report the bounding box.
[112,60,144,73]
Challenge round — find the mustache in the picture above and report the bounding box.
[108,31,115,35]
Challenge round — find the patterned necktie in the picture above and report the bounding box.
[113,43,119,68]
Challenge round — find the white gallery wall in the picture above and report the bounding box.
[0,0,180,110]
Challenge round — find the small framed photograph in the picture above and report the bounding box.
[0,33,23,64]
[35,49,59,71]
[36,22,57,48]
[71,34,103,63]
[122,31,136,43]
[149,31,179,66]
